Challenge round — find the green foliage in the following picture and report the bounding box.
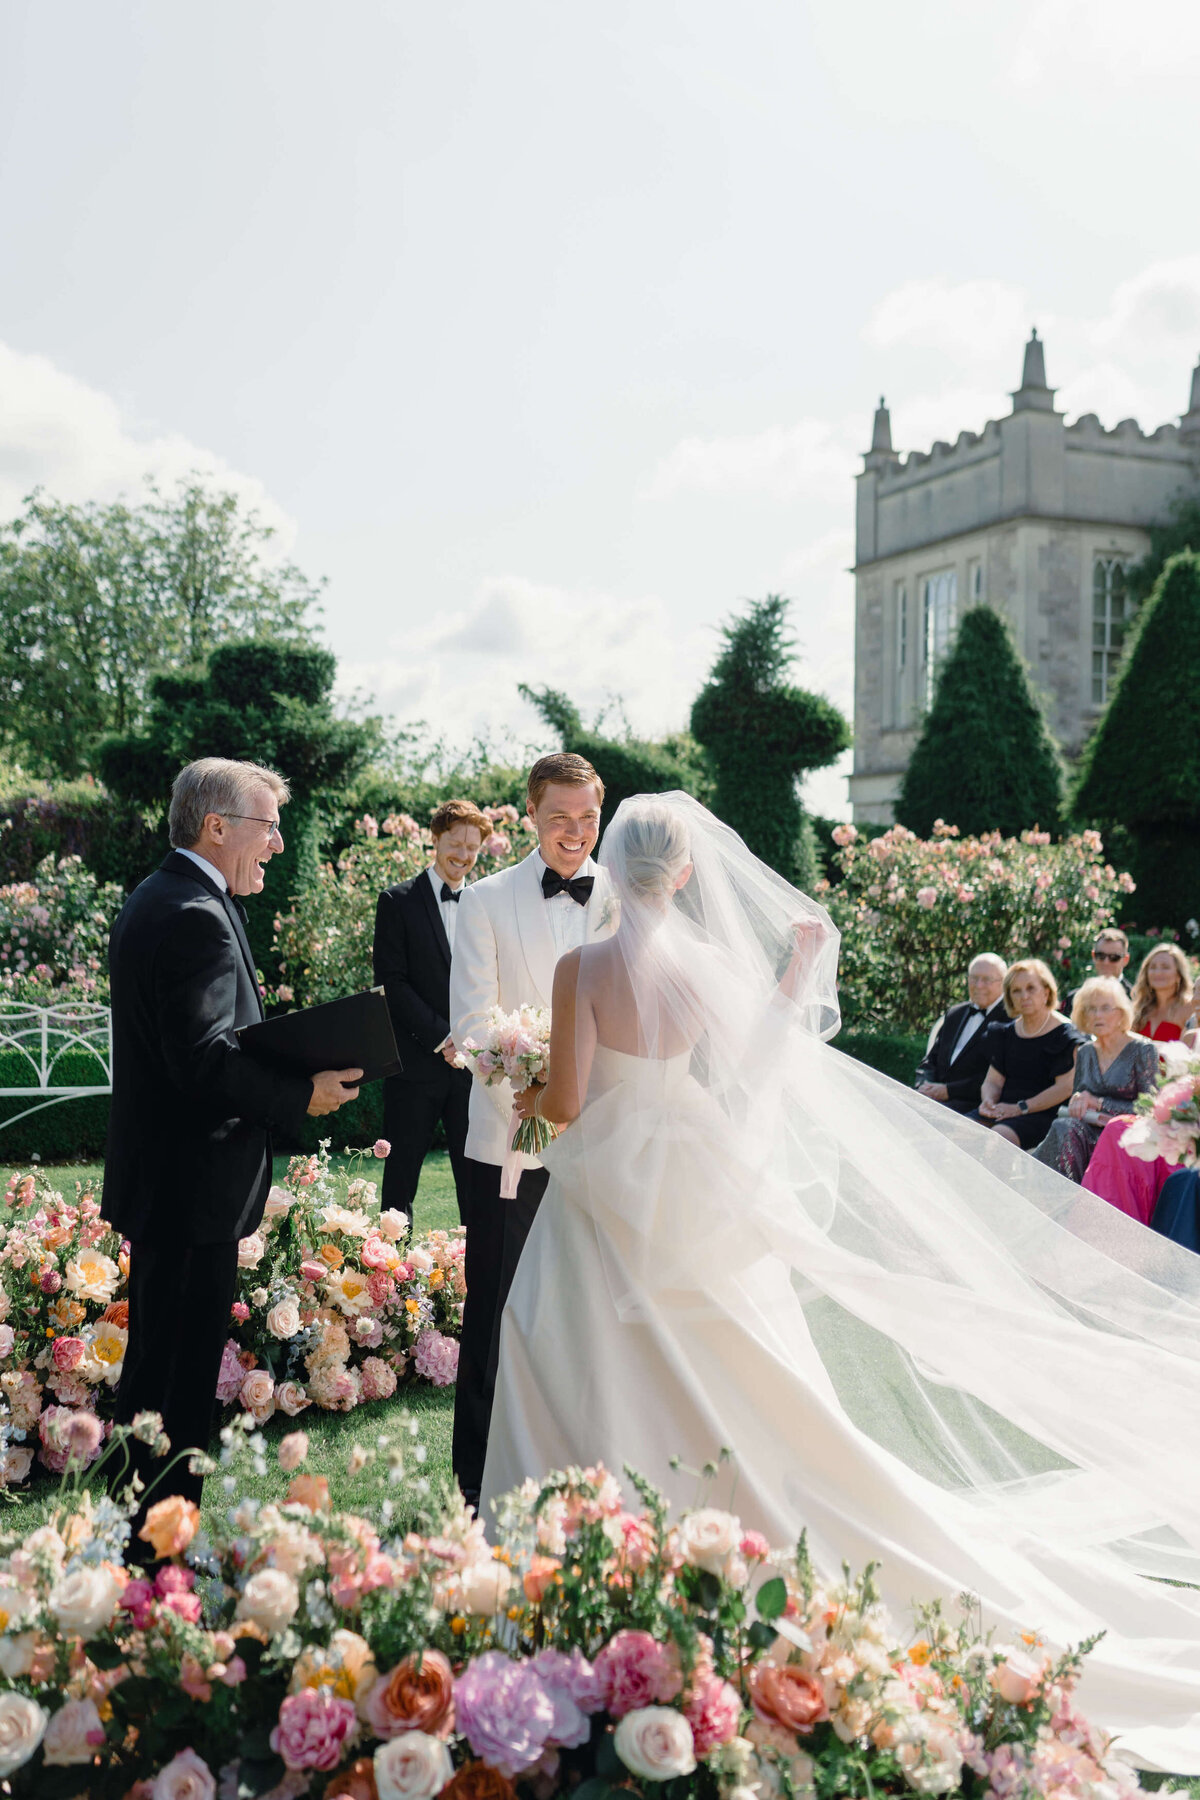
[0,853,123,998]
[97,639,378,969]
[835,1030,929,1086]
[897,606,1064,839]
[690,596,849,887]
[0,773,156,890]
[519,685,712,826]
[0,1054,111,1159]
[0,481,321,778]
[1126,490,1200,604]
[1072,552,1200,930]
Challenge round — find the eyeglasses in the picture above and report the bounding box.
[221,814,283,839]
[1093,949,1124,963]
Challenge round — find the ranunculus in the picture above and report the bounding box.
[372,1139,391,1158]
[267,1296,303,1340]
[237,1232,266,1269]
[237,1568,300,1635]
[49,1563,124,1638]
[270,1688,359,1771]
[278,1430,309,1472]
[42,1696,105,1765]
[0,1692,48,1777]
[240,1367,277,1424]
[378,1208,408,1242]
[459,1558,512,1614]
[678,1507,741,1575]
[152,1744,217,1798]
[748,1662,829,1734]
[365,1648,455,1740]
[614,1706,697,1781]
[52,1335,85,1372]
[140,1493,201,1559]
[374,1731,454,1800]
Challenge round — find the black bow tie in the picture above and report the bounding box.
[440,883,462,904]
[542,868,594,907]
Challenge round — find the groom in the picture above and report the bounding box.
[450,751,610,1506]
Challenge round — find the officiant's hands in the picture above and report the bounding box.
[307,1068,363,1116]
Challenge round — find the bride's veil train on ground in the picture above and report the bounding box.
[481,790,1200,1772]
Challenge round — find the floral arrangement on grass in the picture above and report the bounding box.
[271,806,532,1009]
[1121,1044,1200,1168]
[0,1418,1138,1799]
[822,821,1136,1033]
[0,1147,465,1485]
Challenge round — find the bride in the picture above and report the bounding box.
[480,793,1200,1772]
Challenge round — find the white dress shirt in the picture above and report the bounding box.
[176,847,227,892]
[950,1005,988,1063]
[531,850,592,960]
[427,864,464,953]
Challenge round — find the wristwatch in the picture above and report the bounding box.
[1017,1099,1029,1114]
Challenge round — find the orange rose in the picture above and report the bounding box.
[439,1762,517,1800]
[364,1648,455,1740]
[748,1662,829,1734]
[42,1226,72,1252]
[323,1757,379,1800]
[138,1494,200,1560]
[288,1473,331,1514]
[523,1555,561,1603]
[320,1244,345,1269]
[101,1301,129,1329]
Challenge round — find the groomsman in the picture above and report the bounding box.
[373,800,490,1224]
[916,953,1009,1114]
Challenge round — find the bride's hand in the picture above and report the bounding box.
[513,1083,544,1120]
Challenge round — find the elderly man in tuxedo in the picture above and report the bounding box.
[106,758,359,1514]
[916,953,1008,1114]
[373,799,490,1225]
[450,751,615,1507]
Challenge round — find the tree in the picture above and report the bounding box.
[689,596,849,887]
[1072,551,1200,930]
[0,480,321,777]
[98,640,377,968]
[1126,490,1200,606]
[896,606,1064,839]
[518,685,711,825]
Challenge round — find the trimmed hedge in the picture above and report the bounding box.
[833,1030,928,1088]
[0,1048,112,1161]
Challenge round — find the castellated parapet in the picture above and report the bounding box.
[850,331,1200,823]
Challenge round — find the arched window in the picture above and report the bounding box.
[1092,558,1132,706]
[921,570,957,705]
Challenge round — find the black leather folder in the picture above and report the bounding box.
[237,986,403,1085]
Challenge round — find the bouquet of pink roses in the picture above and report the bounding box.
[460,1003,558,1193]
[1121,1047,1200,1167]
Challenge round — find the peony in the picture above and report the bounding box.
[459,1558,512,1615]
[278,1430,310,1472]
[240,1367,277,1424]
[454,1650,556,1776]
[678,1507,741,1575]
[152,1745,217,1799]
[614,1706,697,1781]
[320,1204,373,1238]
[378,1208,408,1242]
[685,1675,742,1754]
[748,1662,829,1734]
[271,1687,359,1771]
[64,1249,120,1304]
[82,1318,128,1384]
[267,1296,303,1340]
[237,1567,300,1635]
[49,1563,124,1638]
[374,1731,454,1800]
[365,1648,455,1740]
[0,1692,48,1777]
[43,1696,105,1765]
[413,1329,459,1386]
[325,1267,374,1316]
[594,1631,682,1717]
[277,1378,311,1417]
[237,1231,266,1269]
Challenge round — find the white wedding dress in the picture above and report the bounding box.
[480,795,1200,1772]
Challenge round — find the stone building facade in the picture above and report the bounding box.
[850,332,1200,822]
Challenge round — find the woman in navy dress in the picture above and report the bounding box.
[971,958,1086,1151]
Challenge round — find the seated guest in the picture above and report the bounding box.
[1064,928,1132,1015]
[1033,978,1158,1182]
[970,958,1086,1150]
[1151,1165,1200,1252]
[373,799,490,1225]
[915,953,1008,1114]
[1082,1113,1173,1225]
[1130,943,1195,1044]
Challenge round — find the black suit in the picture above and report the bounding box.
[915,997,1009,1114]
[373,872,471,1222]
[106,852,311,1510]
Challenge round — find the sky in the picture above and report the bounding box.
[2,0,1200,816]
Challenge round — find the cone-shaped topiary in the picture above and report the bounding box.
[896,605,1064,839]
[1072,550,1200,930]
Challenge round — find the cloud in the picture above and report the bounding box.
[864,277,1031,363]
[642,417,861,504]
[0,338,296,544]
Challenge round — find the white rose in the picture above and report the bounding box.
[378,1208,408,1242]
[276,1379,310,1417]
[0,1692,48,1777]
[237,1232,266,1269]
[235,1567,300,1635]
[266,1296,302,1340]
[896,1723,963,1795]
[152,1745,217,1799]
[459,1558,512,1614]
[0,1447,32,1486]
[263,1185,294,1220]
[374,1731,456,1800]
[49,1563,124,1638]
[615,1707,697,1782]
[0,1633,37,1678]
[407,1246,434,1273]
[678,1507,741,1575]
[43,1696,104,1765]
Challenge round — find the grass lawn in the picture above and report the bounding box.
[0,1150,463,1537]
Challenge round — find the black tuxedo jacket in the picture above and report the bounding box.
[104,853,313,1247]
[373,872,460,1085]
[916,997,1009,1112]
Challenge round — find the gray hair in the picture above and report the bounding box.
[169,758,290,849]
[968,953,1007,978]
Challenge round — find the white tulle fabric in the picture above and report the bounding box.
[481,793,1200,1770]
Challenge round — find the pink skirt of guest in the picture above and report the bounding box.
[1081,1113,1171,1224]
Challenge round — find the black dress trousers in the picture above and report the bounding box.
[381,1065,472,1223]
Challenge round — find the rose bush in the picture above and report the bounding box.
[0,853,121,1003]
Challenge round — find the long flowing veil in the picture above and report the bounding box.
[557,792,1200,1765]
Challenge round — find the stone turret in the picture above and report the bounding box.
[1011,327,1057,414]
[1181,356,1200,444]
[863,396,899,471]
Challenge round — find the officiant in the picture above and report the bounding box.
[915,952,1008,1114]
[373,799,490,1224]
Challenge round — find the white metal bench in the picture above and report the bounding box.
[0,1002,113,1134]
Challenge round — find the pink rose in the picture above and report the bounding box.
[1153,1076,1197,1124]
[152,1746,217,1798]
[991,1647,1046,1705]
[594,1631,682,1718]
[276,1379,310,1417]
[299,1260,326,1284]
[52,1336,86,1373]
[740,1530,770,1561]
[239,1369,276,1424]
[270,1687,358,1770]
[373,1139,391,1158]
[230,1301,250,1324]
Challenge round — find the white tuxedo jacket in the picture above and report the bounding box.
[450,849,614,1169]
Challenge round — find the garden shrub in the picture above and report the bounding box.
[0,854,122,999]
[835,1030,929,1087]
[0,775,157,890]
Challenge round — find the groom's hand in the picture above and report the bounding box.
[307,1068,363,1116]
